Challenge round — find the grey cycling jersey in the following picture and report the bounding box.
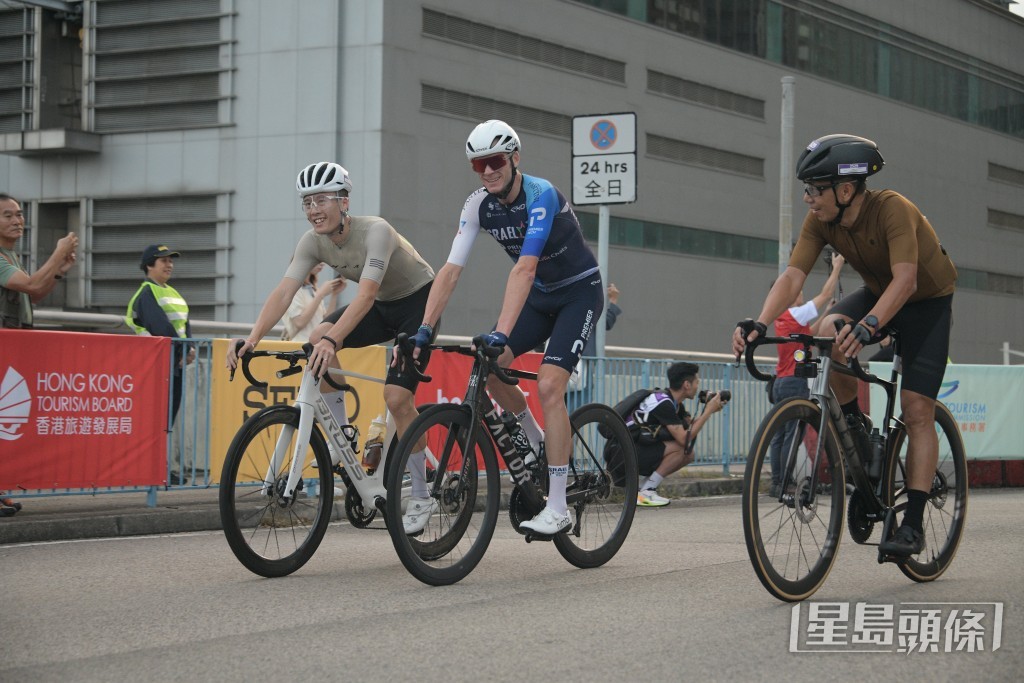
[285,216,434,301]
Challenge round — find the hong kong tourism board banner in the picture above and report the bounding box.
[0,330,169,489]
[868,363,1024,459]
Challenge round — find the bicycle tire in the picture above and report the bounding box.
[883,401,968,582]
[742,397,846,601]
[385,403,500,586]
[553,403,638,568]
[219,406,334,577]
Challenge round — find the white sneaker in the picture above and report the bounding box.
[519,505,571,535]
[403,497,439,535]
[637,488,670,507]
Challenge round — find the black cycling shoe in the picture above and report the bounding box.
[879,523,924,557]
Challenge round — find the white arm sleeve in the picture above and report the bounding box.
[446,189,486,267]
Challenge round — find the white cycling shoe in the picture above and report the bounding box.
[519,505,571,535]
[403,497,439,535]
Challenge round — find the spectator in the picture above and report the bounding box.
[767,252,845,497]
[627,362,727,507]
[281,262,346,342]
[126,244,195,486]
[1,193,78,515]
[0,193,78,329]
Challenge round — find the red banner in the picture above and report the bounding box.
[414,350,544,426]
[0,330,169,489]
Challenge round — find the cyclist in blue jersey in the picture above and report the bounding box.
[406,120,604,535]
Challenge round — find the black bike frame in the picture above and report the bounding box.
[425,347,546,511]
[781,335,902,520]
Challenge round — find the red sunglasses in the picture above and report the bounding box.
[470,153,511,174]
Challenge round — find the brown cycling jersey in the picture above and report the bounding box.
[285,215,434,302]
[790,189,957,301]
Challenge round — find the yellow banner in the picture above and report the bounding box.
[209,340,388,477]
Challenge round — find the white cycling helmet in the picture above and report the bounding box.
[465,120,521,160]
[296,162,353,196]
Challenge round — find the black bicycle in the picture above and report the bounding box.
[384,335,639,586]
[739,327,968,601]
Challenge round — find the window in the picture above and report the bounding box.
[87,194,230,319]
[86,0,235,133]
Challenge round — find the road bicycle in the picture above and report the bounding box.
[738,327,968,601]
[384,334,639,586]
[219,342,431,577]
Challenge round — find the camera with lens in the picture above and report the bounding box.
[698,389,731,404]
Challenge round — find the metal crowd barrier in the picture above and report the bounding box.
[17,309,780,505]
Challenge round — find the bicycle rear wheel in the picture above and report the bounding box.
[883,401,968,582]
[742,398,845,601]
[385,404,500,586]
[219,406,333,577]
[553,403,638,568]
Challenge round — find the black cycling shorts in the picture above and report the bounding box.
[505,274,604,373]
[321,282,434,392]
[635,440,668,478]
[830,287,953,399]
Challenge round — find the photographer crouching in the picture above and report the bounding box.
[625,362,730,507]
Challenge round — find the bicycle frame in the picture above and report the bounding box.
[775,336,902,522]
[239,350,411,511]
[427,347,544,511]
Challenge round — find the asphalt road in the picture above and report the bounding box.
[3,490,1021,682]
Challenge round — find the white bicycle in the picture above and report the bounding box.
[219,342,432,577]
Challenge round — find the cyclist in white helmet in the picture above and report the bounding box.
[406,120,604,536]
[227,162,439,534]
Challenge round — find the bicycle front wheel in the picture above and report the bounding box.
[883,401,968,582]
[553,403,638,568]
[742,398,845,601]
[385,404,500,586]
[219,406,334,577]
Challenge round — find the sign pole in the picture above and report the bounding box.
[597,204,610,356]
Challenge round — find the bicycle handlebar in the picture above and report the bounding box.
[394,333,521,386]
[740,329,880,385]
[230,339,348,391]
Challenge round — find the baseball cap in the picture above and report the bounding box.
[141,244,181,267]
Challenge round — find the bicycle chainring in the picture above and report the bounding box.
[846,489,874,544]
[508,486,538,535]
[344,485,376,528]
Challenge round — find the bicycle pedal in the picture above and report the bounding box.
[524,532,556,543]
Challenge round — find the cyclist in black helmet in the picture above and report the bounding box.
[732,134,957,557]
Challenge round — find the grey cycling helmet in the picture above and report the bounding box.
[296,162,353,196]
[796,134,884,182]
[465,120,521,160]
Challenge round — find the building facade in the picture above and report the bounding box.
[1,0,1022,362]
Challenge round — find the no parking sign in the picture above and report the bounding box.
[571,112,637,205]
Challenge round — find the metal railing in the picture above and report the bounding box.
[1003,342,1024,365]
[15,310,780,506]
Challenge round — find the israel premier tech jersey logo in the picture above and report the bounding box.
[0,366,31,441]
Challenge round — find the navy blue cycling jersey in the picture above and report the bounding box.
[449,173,599,292]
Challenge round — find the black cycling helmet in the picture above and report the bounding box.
[795,134,884,182]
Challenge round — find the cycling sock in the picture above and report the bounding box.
[902,488,929,532]
[546,464,569,514]
[638,476,648,491]
[322,390,350,427]
[408,449,428,498]
[517,408,545,454]
[840,399,861,417]
[644,472,664,491]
